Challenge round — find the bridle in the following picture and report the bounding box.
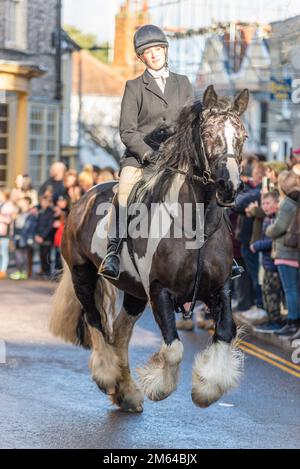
[165,114,241,187]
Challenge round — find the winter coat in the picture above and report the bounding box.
[251,214,277,271]
[0,201,16,237]
[13,213,37,248]
[38,178,67,204]
[119,69,194,167]
[266,195,298,261]
[36,207,54,243]
[234,183,262,245]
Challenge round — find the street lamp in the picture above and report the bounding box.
[270,141,279,160]
[55,0,62,160]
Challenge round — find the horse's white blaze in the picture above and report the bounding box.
[224,119,235,154]
[223,120,239,190]
[225,156,240,190]
[192,339,244,408]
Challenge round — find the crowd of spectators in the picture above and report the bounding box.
[177,151,300,342]
[0,162,117,281]
[1,151,300,343]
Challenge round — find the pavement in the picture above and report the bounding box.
[0,278,300,449]
[233,311,296,354]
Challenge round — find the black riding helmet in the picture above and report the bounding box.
[134,24,168,56]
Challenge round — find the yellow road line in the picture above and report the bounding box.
[241,340,300,372]
[239,344,300,379]
[206,328,300,377]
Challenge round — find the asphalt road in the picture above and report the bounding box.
[0,279,299,449]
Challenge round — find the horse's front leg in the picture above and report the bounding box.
[110,293,147,413]
[192,278,244,408]
[137,281,184,401]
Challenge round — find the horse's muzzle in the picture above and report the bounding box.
[216,179,236,207]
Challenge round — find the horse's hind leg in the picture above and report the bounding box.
[72,263,121,395]
[110,293,147,413]
[137,282,184,401]
[192,279,244,408]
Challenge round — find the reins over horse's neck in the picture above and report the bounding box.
[161,112,214,187]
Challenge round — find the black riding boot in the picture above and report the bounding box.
[98,196,124,280]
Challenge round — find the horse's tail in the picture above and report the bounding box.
[49,259,91,347]
[49,260,117,349]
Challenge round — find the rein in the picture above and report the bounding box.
[165,166,214,185]
[180,192,224,320]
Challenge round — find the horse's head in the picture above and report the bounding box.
[200,85,249,207]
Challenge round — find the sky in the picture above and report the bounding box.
[63,0,300,44]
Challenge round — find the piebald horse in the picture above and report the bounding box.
[50,85,249,412]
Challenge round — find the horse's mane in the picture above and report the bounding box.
[130,100,203,207]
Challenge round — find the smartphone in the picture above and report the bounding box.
[262,176,270,192]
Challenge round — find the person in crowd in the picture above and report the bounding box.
[78,165,94,193]
[35,195,54,279]
[234,161,266,322]
[239,153,258,186]
[255,153,267,162]
[264,162,287,192]
[63,169,82,205]
[10,174,38,207]
[0,188,16,279]
[92,165,101,185]
[250,191,285,333]
[289,148,300,169]
[39,162,67,204]
[9,197,37,280]
[266,171,300,338]
[96,167,116,184]
[230,210,254,312]
[53,195,69,272]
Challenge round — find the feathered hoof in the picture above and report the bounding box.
[89,344,121,395]
[110,382,144,413]
[137,363,176,401]
[191,340,244,408]
[191,382,223,408]
[137,340,183,402]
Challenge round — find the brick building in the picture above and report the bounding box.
[0,0,76,188]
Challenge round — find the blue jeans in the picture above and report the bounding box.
[0,237,10,272]
[241,244,263,309]
[277,264,300,321]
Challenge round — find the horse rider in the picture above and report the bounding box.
[99,24,194,279]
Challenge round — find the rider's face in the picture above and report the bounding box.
[141,46,166,70]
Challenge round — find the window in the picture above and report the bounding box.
[0,104,8,187]
[29,103,59,186]
[5,0,26,49]
[260,102,268,146]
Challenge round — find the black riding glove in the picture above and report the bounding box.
[142,149,160,164]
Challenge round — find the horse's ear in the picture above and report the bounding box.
[203,85,218,109]
[233,89,249,115]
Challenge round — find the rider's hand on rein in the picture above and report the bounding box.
[143,149,160,164]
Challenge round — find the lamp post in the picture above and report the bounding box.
[55,0,63,160]
[270,141,279,161]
